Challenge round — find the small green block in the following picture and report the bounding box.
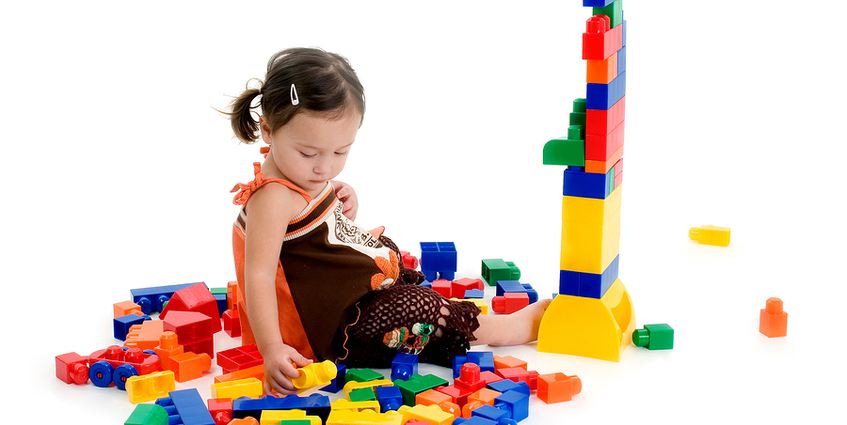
[481,259,522,286]
[572,98,586,113]
[543,138,585,166]
[394,373,450,406]
[593,0,623,27]
[210,287,227,295]
[632,323,674,350]
[125,403,168,425]
[345,368,384,383]
[349,387,377,402]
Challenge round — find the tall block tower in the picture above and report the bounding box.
[537,0,635,362]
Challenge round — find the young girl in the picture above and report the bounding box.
[227,47,550,395]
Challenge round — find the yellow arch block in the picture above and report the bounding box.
[537,278,635,361]
[560,185,622,274]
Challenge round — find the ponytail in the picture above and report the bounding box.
[228,87,262,143]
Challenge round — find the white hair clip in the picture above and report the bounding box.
[290,83,300,106]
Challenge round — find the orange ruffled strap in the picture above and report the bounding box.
[230,162,312,205]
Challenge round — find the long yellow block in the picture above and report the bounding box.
[560,185,622,274]
[126,370,175,404]
[342,379,394,398]
[331,398,382,413]
[537,278,635,361]
[260,409,320,425]
[450,298,488,315]
[397,404,454,425]
[212,377,263,399]
[327,409,403,425]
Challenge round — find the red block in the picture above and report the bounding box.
[217,344,264,374]
[586,97,625,137]
[453,278,484,298]
[491,292,530,314]
[586,120,625,161]
[479,370,503,385]
[160,282,222,333]
[55,352,89,384]
[401,251,419,270]
[222,309,241,338]
[208,398,233,425]
[432,279,453,298]
[454,363,485,393]
[496,367,529,386]
[163,311,215,358]
[435,384,472,407]
[582,14,623,60]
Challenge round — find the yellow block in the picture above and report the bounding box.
[326,409,403,425]
[212,377,263,399]
[560,185,622,274]
[292,360,337,389]
[260,409,320,425]
[126,370,175,404]
[397,404,454,425]
[689,225,730,246]
[450,298,488,315]
[331,398,382,413]
[342,379,394,398]
[537,278,635,362]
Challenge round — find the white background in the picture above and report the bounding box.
[3,0,846,423]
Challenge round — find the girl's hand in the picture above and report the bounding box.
[332,180,358,221]
[261,342,313,395]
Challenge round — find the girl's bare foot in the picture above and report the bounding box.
[474,298,552,346]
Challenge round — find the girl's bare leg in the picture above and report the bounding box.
[473,299,552,346]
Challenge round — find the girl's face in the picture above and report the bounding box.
[260,109,361,195]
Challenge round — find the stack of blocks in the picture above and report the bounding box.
[537,0,636,362]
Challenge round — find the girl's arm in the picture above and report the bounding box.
[243,184,312,394]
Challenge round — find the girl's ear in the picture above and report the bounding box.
[259,116,272,144]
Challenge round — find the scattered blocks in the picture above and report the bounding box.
[342,379,394,399]
[226,280,239,311]
[760,298,788,338]
[349,387,377,402]
[453,351,495,377]
[212,377,263,399]
[155,388,215,425]
[214,364,264,385]
[131,282,195,314]
[209,287,228,318]
[217,345,263,374]
[88,345,161,390]
[391,353,419,381]
[326,409,403,425]
[493,356,527,371]
[394,374,449,406]
[163,311,214,358]
[124,403,169,425]
[689,225,731,247]
[455,363,486,393]
[232,394,331,422]
[345,368,385,383]
[126,370,176,403]
[632,323,674,350]
[398,404,455,425]
[463,289,484,299]
[153,331,211,382]
[481,259,521,286]
[537,373,581,403]
[375,386,404,412]
[55,352,89,385]
[420,241,458,281]
[292,360,337,390]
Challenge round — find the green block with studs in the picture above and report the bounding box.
[543,124,585,166]
[124,403,168,425]
[394,373,449,406]
[349,387,377,402]
[345,368,385,383]
[593,0,623,28]
[481,259,521,287]
[632,323,674,350]
[210,287,227,295]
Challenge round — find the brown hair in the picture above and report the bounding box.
[226,47,366,143]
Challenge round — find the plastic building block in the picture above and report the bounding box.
[342,379,394,398]
[454,418,499,425]
[226,281,239,311]
[537,373,581,403]
[131,282,195,314]
[222,308,241,338]
[452,351,495,377]
[420,241,458,281]
[319,363,346,393]
[125,403,169,425]
[432,279,453,299]
[88,345,161,390]
[493,390,529,422]
[494,367,529,386]
[345,368,384,383]
[213,377,263,399]
[486,379,529,395]
[126,370,176,403]
[759,298,788,338]
[586,51,617,84]
[154,332,211,382]
[55,352,89,384]
[395,374,449,406]
[586,95,625,144]
[617,44,626,73]
[526,370,539,391]
[632,323,674,350]
[469,388,502,407]
[435,383,472,407]
[480,259,521,286]
[326,409,403,425]
[416,388,452,407]
[217,345,263,374]
[543,131,585,166]
[538,278,634,361]
[391,353,419,381]
[559,255,620,299]
[470,405,509,424]
[560,186,622,274]
[124,319,165,351]
[593,0,623,27]
[463,289,484,299]
[232,394,331,422]
[215,364,264,384]
[562,166,615,200]
[212,292,227,319]
[479,371,503,386]
[454,277,484,293]
[587,71,626,110]
[401,251,420,270]
[207,398,233,425]
[494,280,525,297]
[582,14,623,61]
[689,225,731,247]
[398,404,454,425]
[375,386,404,411]
[331,398,381,412]
[455,363,486,393]
[115,300,144,318]
[163,311,214,357]
[160,282,222,333]
[115,314,150,341]
[290,359,337,390]
[493,356,527,371]
[349,387,377,402]
[584,0,615,7]
[227,418,259,425]
[491,293,530,314]
[451,298,488,315]
[569,98,587,126]
[521,284,538,304]
[260,409,321,425]
[156,388,215,425]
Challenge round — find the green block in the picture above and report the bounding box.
[394,374,449,406]
[345,368,384,383]
[593,0,623,27]
[572,98,586,113]
[569,111,586,127]
[125,404,168,425]
[632,323,674,350]
[210,287,227,295]
[543,138,585,166]
[481,259,521,286]
[349,387,377,402]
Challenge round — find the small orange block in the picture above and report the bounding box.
[114,300,143,318]
[214,364,265,384]
[416,388,452,406]
[153,331,211,382]
[124,320,165,350]
[537,373,582,403]
[227,417,259,425]
[585,144,623,174]
[586,51,618,84]
[227,280,239,311]
[759,297,788,338]
[469,388,501,406]
[493,355,527,371]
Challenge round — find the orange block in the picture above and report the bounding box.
[114,300,143,318]
[759,297,788,338]
[214,364,265,384]
[493,355,527,371]
[227,280,239,311]
[227,417,258,425]
[154,332,185,369]
[537,373,582,403]
[468,388,501,406]
[439,401,460,419]
[171,352,211,382]
[585,144,623,174]
[415,388,452,407]
[124,320,165,350]
[586,51,618,84]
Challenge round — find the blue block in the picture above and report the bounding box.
[113,314,150,341]
[375,386,403,412]
[558,255,620,299]
[420,241,457,281]
[521,284,539,304]
[562,166,615,199]
[233,394,331,421]
[472,405,509,423]
[622,18,627,46]
[213,293,227,317]
[583,0,615,7]
[617,45,626,74]
[495,280,526,296]
[131,282,196,314]
[156,389,214,425]
[494,390,530,422]
[391,353,418,381]
[487,380,530,395]
[319,363,346,393]
[453,351,494,377]
[454,418,498,425]
[463,289,484,299]
[586,71,626,110]
[420,280,432,289]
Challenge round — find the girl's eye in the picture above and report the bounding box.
[335,151,349,156]
[300,152,317,158]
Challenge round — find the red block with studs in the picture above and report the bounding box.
[491,292,530,314]
[160,282,222,333]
